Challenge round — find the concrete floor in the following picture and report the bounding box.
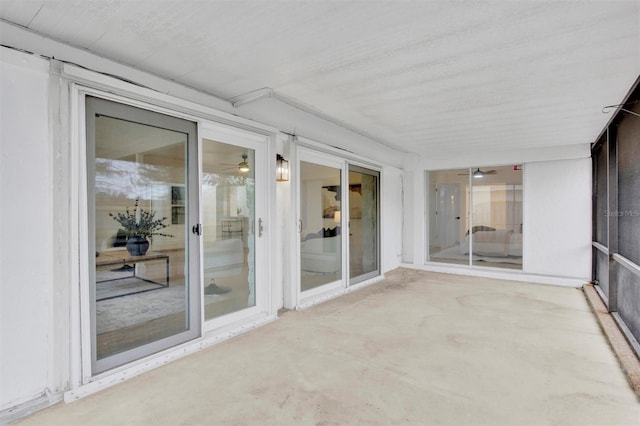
[17,269,640,425]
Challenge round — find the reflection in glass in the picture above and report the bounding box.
[202,140,255,320]
[93,115,189,361]
[428,166,523,269]
[300,161,342,292]
[471,175,523,269]
[428,169,469,266]
[349,168,379,281]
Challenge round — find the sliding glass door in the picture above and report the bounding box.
[86,97,268,374]
[87,96,200,374]
[297,148,383,304]
[428,165,523,269]
[201,137,257,321]
[298,151,344,296]
[348,166,380,284]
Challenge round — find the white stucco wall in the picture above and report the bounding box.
[0,49,52,410]
[381,166,403,273]
[523,158,592,279]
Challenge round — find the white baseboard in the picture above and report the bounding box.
[402,263,587,287]
[0,390,59,425]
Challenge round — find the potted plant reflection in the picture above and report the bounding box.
[109,198,173,256]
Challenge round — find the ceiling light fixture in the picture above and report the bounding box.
[238,154,250,173]
[473,168,484,178]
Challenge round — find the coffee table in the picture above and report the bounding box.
[96,251,170,300]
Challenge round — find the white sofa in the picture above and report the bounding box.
[300,235,340,273]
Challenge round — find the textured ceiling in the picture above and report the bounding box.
[1,1,639,159]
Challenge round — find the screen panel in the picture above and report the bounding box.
[617,111,640,265]
[593,141,608,245]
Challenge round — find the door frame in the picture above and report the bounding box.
[293,146,384,308]
[296,148,348,306]
[199,121,271,332]
[74,84,276,385]
[85,94,202,375]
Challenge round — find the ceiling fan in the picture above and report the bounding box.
[458,168,497,178]
[220,154,250,173]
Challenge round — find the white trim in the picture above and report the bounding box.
[284,138,300,310]
[297,275,385,310]
[521,164,527,271]
[69,84,93,386]
[199,123,273,330]
[348,274,386,292]
[0,391,58,425]
[68,79,83,390]
[61,63,278,136]
[273,133,289,312]
[297,287,346,310]
[405,263,587,287]
[64,314,277,402]
[296,148,348,306]
[300,280,344,304]
[296,136,382,171]
[341,161,350,285]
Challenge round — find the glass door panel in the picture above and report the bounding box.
[428,169,470,265]
[87,96,200,374]
[202,139,255,320]
[428,166,523,269]
[299,160,343,293]
[471,165,523,269]
[348,166,380,284]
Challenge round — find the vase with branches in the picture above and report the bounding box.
[109,198,173,256]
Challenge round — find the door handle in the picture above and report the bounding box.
[297,219,303,234]
[192,224,203,235]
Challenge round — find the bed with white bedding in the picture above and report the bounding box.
[459,229,522,257]
[431,229,523,264]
